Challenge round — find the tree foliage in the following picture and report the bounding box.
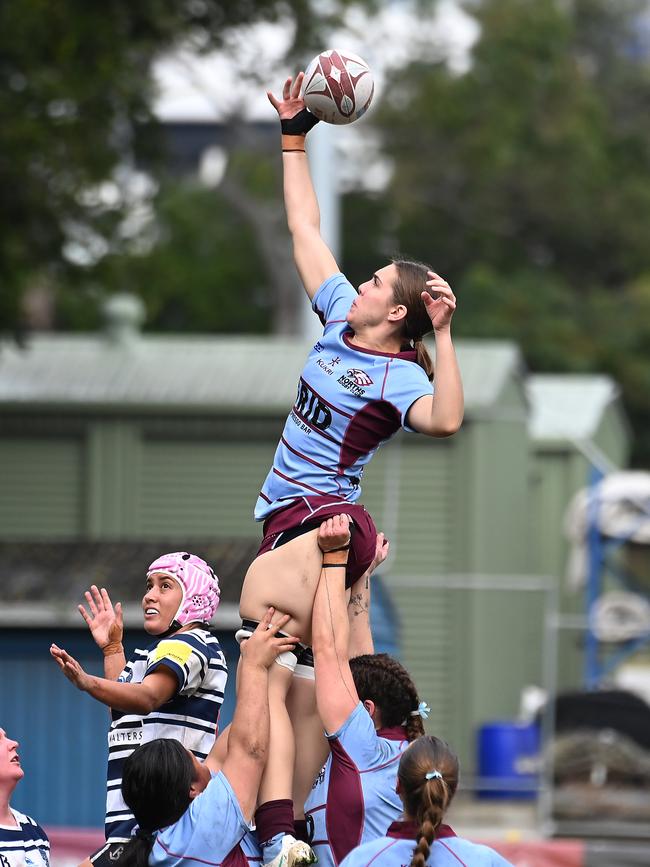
[0,0,374,334]
[349,0,650,462]
[62,180,272,334]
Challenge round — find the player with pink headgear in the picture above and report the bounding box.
[50,551,227,867]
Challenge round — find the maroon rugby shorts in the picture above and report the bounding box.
[257,496,379,589]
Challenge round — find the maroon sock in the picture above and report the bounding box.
[255,799,295,845]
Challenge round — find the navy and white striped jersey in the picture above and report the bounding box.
[0,809,50,867]
[254,273,433,521]
[105,627,227,842]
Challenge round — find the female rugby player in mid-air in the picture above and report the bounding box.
[236,71,464,867]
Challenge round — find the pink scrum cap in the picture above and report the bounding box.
[146,552,220,627]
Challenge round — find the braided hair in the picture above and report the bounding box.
[349,653,425,741]
[119,739,195,867]
[397,736,459,867]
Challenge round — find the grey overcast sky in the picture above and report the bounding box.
[153,0,478,122]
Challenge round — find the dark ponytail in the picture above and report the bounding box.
[120,739,195,867]
[397,736,459,867]
[118,831,155,867]
[349,653,425,742]
[391,258,435,382]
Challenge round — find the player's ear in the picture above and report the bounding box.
[387,304,407,323]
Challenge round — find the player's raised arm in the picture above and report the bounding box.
[312,515,360,734]
[405,271,464,437]
[222,609,300,822]
[267,73,339,300]
[78,584,126,680]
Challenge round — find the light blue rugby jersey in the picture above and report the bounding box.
[339,821,514,867]
[255,274,433,520]
[304,703,408,867]
[105,628,227,842]
[0,809,49,867]
[150,771,262,867]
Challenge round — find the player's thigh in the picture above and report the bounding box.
[239,528,322,641]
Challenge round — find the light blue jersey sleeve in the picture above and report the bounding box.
[312,273,357,327]
[381,359,433,434]
[329,703,396,768]
[152,772,250,866]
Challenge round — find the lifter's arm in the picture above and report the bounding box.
[347,532,389,658]
[268,73,339,299]
[221,610,300,821]
[312,515,360,734]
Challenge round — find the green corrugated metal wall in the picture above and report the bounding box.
[0,437,84,537]
[137,440,274,538]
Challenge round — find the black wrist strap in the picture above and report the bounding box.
[281,109,320,136]
[322,562,348,569]
[318,543,351,554]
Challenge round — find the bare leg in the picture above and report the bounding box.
[239,529,322,645]
[258,661,295,803]
[287,676,329,818]
[238,530,323,810]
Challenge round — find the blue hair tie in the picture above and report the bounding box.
[410,701,430,720]
[425,770,442,781]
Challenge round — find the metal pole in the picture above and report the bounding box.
[585,465,604,688]
[538,577,560,835]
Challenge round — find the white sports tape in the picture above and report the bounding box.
[275,650,298,673]
[294,663,315,681]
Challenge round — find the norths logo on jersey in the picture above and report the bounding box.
[338,368,373,396]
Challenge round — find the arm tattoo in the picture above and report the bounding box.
[349,592,369,617]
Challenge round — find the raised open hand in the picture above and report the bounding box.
[78,585,123,651]
[267,73,307,120]
[50,643,93,692]
[422,272,457,332]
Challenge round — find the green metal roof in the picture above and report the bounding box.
[0,331,522,416]
[527,374,625,441]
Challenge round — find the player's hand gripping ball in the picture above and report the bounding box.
[301,49,374,125]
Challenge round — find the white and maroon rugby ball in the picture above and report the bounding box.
[301,49,374,125]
